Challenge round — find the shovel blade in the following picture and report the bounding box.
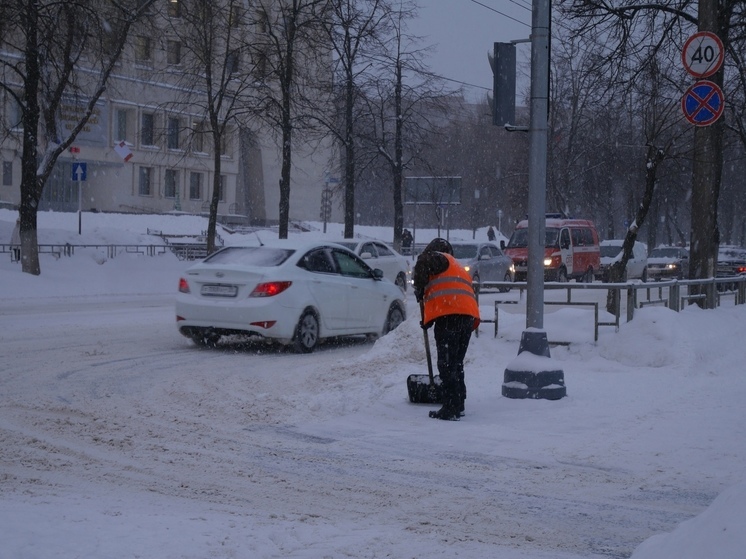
[407,374,443,404]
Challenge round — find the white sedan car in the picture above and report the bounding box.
[598,240,648,281]
[175,240,406,352]
[327,239,411,291]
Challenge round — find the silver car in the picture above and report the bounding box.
[328,239,411,292]
[450,241,515,292]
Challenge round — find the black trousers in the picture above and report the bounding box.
[433,314,475,408]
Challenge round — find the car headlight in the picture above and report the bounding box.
[464,265,471,273]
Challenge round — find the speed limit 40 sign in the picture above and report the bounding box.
[682,31,724,78]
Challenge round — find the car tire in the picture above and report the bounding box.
[583,268,594,283]
[499,272,512,293]
[472,273,481,291]
[641,268,648,282]
[292,310,319,353]
[557,267,568,282]
[395,272,407,292]
[383,303,405,335]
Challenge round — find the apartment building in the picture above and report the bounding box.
[0,0,336,226]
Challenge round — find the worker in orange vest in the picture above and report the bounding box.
[413,238,480,420]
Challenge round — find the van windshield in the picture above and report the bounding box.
[507,227,560,249]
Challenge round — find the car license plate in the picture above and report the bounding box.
[201,284,238,297]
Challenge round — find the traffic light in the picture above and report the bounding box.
[491,42,516,126]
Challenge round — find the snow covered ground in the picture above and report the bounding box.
[0,209,744,559]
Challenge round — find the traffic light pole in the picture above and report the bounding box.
[525,0,550,332]
[501,0,565,400]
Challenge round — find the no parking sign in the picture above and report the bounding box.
[681,80,724,127]
[681,32,725,126]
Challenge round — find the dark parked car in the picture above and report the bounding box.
[646,246,689,280]
[717,245,746,291]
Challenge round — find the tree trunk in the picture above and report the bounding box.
[688,0,725,309]
[606,144,664,314]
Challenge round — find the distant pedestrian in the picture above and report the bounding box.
[401,229,413,251]
[487,226,496,241]
[10,218,20,262]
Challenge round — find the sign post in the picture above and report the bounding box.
[72,161,87,234]
[681,31,725,127]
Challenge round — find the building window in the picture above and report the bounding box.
[229,5,242,27]
[189,172,202,200]
[167,116,181,149]
[192,120,206,153]
[9,94,23,129]
[220,129,231,157]
[227,50,240,75]
[165,169,178,199]
[2,161,12,186]
[134,36,152,62]
[167,40,182,65]
[113,108,135,143]
[167,0,181,18]
[219,175,226,202]
[141,112,155,146]
[138,167,153,196]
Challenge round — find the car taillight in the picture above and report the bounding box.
[737,266,746,274]
[250,321,276,329]
[249,281,292,297]
[178,278,190,293]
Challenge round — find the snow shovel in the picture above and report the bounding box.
[407,301,443,404]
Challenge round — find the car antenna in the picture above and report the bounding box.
[255,231,264,246]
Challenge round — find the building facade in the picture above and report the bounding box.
[0,0,337,227]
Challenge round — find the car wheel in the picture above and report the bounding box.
[641,268,648,282]
[292,310,319,353]
[584,268,594,283]
[383,303,405,335]
[395,272,407,292]
[499,272,512,293]
[557,267,568,282]
[472,273,481,291]
[190,329,221,348]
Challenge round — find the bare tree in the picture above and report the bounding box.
[164,0,261,253]
[245,0,330,239]
[317,0,391,238]
[0,0,156,275]
[557,0,740,303]
[357,2,454,249]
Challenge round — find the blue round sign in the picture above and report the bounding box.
[681,80,724,126]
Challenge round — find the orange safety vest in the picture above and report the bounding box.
[423,254,480,329]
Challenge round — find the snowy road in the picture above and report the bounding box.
[0,292,739,558]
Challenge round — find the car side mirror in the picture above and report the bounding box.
[500,240,506,250]
[360,251,373,259]
[372,268,384,280]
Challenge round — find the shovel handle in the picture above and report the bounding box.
[419,300,435,384]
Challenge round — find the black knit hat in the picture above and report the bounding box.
[424,237,453,255]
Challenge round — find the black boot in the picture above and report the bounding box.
[429,405,460,421]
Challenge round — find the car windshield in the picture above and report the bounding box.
[507,228,560,249]
[600,245,622,258]
[203,246,294,266]
[650,248,684,258]
[451,244,478,259]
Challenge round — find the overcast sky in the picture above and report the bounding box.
[410,0,534,101]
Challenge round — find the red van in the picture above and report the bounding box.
[503,216,601,282]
